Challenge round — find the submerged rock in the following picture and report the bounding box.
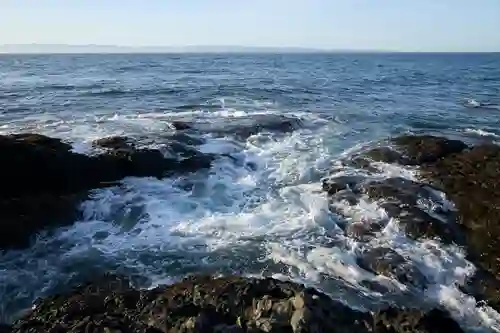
[192,114,304,139]
[357,247,428,289]
[362,178,465,245]
[93,136,133,149]
[373,307,464,333]
[170,121,192,130]
[6,274,465,333]
[363,135,468,166]
[0,133,216,250]
[322,175,365,195]
[391,135,468,165]
[323,175,463,245]
[353,134,500,311]
[345,220,383,241]
[419,143,500,311]
[460,270,500,311]
[364,146,406,165]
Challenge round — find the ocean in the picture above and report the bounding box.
[1,53,499,331]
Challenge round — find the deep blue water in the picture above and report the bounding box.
[1,53,500,331]
[1,53,499,141]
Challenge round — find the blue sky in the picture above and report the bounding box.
[1,0,499,51]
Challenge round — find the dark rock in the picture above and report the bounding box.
[419,143,500,311]
[0,134,96,249]
[8,133,72,152]
[362,177,425,205]
[357,247,428,289]
[322,176,365,195]
[373,307,464,333]
[140,275,370,333]
[199,115,303,139]
[165,132,205,146]
[348,157,380,173]
[164,141,205,159]
[10,274,466,333]
[332,189,360,206]
[365,135,500,311]
[460,270,500,311]
[97,148,169,179]
[93,136,133,150]
[361,178,464,245]
[345,221,383,241]
[326,134,500,312]
[380,203,463,245]
[363,136,468,166]
[171,121,192,130]
[177,155,214,173]
[391,135,468,165]
[0,133,215,250]
[0,192,85,249]
[12,275,371,333]
[364,147,406,164]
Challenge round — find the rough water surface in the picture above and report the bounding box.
[1,53,500,332]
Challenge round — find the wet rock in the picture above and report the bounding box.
[0,134,93,249]
[362,177,427,204]
[0,192,85,250]
[11,275,370,333]
[346,221,383,241]
[381,203,464,245]
[170,121,192,130]
[8,133,73,152]
[348,157,380,173]
[391,135,468,165]
[357,247,428,289]
[363,135,468,166]
[197,115,303,139]
[364,147,406,164]
[8,276,468,333]
[165,132,205,146]
[0,133,215,250]
[97,147,169,179]
[361,178,464,245]
[328,134,500,311]
[368,135,500,311]
[419,143,500,311]
[333,189,360,206]
[93,136,133,150]
[322,175,365,195]
[460,270,500,311]
[373,307,464,333]
[140,275,370,333]
[10,274,467,333]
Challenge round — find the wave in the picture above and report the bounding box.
[0,95,499,331]
[79,86,181,97]
[464,98,500,111]
[1,127,499,332]
[465,128,500,138]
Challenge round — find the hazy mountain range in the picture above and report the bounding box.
[0,44,334,54]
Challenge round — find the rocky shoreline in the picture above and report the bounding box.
[4,275,464,333]
[1,132,499,332]
[324,134,500,314]
[0,132,215,250]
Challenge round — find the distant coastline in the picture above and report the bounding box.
[0,44,498,55]
[0,44,327,54]
[1,44,498,54]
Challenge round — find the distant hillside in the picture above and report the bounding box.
[0,44,328,54]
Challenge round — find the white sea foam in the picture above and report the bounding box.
[465,128,500,138]
[0,100,498,331]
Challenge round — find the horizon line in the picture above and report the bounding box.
[0,44,498,54]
